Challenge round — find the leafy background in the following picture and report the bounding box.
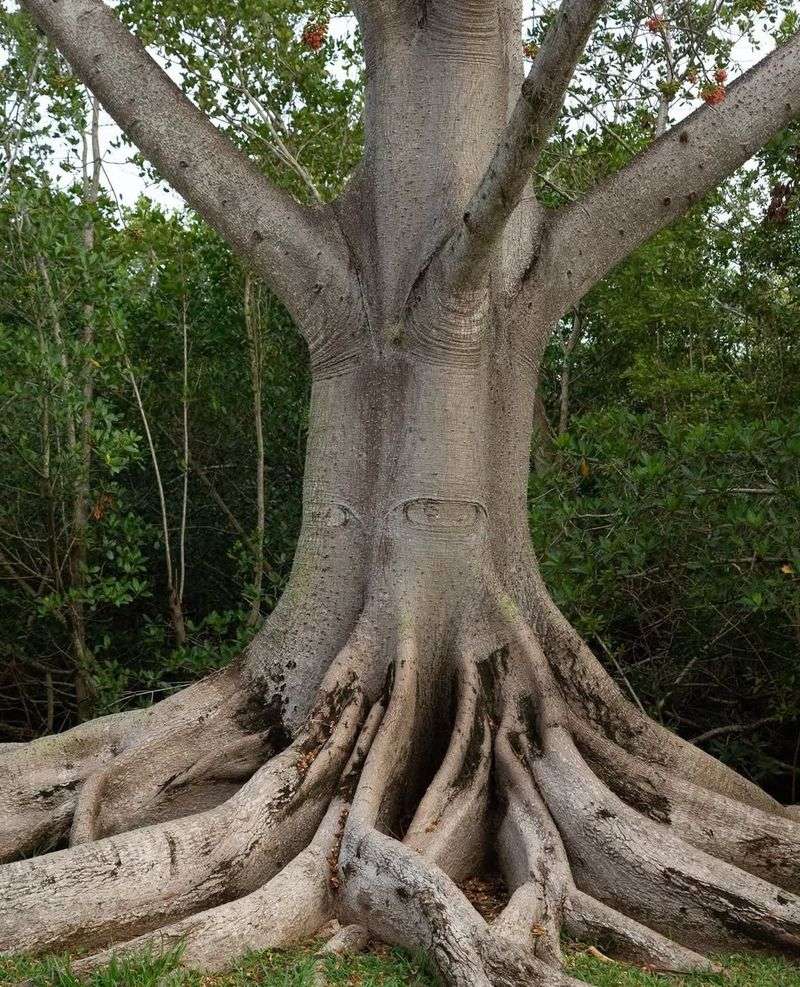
[0,0,798,800]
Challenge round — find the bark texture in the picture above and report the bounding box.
[4,1,800,984]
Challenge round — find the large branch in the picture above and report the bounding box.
[531,32,800,317]
[439,0,605,290]
[21,0,356,336]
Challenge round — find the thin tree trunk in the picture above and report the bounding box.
[558,307,583,436]
[69,96,102,721]
[243,273,266,626]
[0,40,45,198]
[122,344,186,647]
[26,99,100,721]
[176,286,189,642]
[117,262,190,648]
[532,390,554,473]
[34,316,60,596]
[654,1,675,139]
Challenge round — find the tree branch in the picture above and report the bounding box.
[21,0,357,337]
[531,32,800,318]
[0,38,46,198]
[439,0,605,290]
[691,716,783,745]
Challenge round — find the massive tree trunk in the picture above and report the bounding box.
[3,1,800,983]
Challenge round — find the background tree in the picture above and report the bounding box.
[1,1,800,985]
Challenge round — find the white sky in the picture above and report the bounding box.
[15,5,784,213]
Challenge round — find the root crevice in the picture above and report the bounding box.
[3,599,800,986]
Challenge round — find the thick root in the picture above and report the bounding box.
[405,656,492,880]
[528,725,800,954]
[0,664,279,862]
[493,713,570,967]
[72,841,332,976]
[339,825,581,987]
[0,704,147,862]
[525,565,786,816]
[564,891,719,973]
[71,704,386,976]
[493,690,717,975]
[333,635,579,986]
[2,593,799,987]
[0,686,365,956]
[574,720,800,894]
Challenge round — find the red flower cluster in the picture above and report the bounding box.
[302,21,328,51]
[714,67,728,82]
[646,15,665,32]
[701,83,726,106]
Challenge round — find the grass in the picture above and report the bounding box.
[1,947,799,987]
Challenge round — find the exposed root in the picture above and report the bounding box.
[0,684,365,956]
[405,655,492,880]
[493,724,569,966]
[3,590,800,987]
[337,632,500,984]
[68,723,275,847]
[0,664,281,862]
[310,923,371,986]
[71,703,386,977]
[492,665,717,976]
[0,704,148,862]
[340,825,582,987]
[72,840,332,976]
[564,891,719,974]
[574,719,800,894]
[529,572,788,816]
[330,632,579,986]
[318,922,371,956]
[528,725,800,955]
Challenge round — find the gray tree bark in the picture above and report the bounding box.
[3,1,800,983]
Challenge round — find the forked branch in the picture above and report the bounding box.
[440,0,606,289]
[20,0,357,335]
[527,31,800,318]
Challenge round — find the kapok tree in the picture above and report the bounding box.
[2,1,800,984]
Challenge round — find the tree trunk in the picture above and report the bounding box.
[558,308,582,436]
[4,295,799,980]
[4,1,800,984]
[69,96,102,721]
[244,273,267,627]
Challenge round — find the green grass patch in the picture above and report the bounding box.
[567,952,800,987]
[1,947,799,986]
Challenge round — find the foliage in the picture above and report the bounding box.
[533,121,800,800]
[530,410,800,795]
[116,0,363,203]
[0,182,310,729]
